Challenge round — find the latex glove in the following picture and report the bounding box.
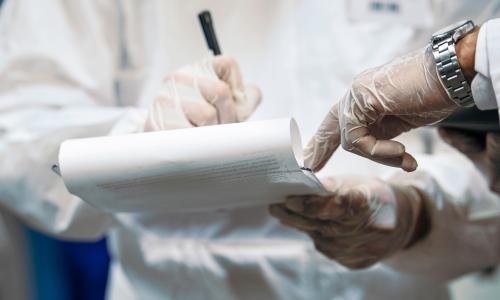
[144,56,261,131]
[305,46,458,172]
[438,127,500,193]
[269,177,427,269]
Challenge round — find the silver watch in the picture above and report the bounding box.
[431,20,475,107]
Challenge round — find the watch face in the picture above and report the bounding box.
[432,20,474,42]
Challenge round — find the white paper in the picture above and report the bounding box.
[58,118,325,213]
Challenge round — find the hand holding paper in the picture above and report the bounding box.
[270,176,425,269]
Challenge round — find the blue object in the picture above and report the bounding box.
[25,227,110,300]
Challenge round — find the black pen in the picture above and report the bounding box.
[198,10,221,55]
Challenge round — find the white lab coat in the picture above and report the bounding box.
[1,1,500,299]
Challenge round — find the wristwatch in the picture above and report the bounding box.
[430,20,475,107]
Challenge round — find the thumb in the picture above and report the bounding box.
[235,84,262,121]
[304,103,341,172]
[212,56,261,121]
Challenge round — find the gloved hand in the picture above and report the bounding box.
[269,176,428,269]
[144,56,261,131]
[438,127,500,193]
[304,46,458,173]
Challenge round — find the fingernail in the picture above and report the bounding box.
[402,159,418,172]
[285,197,305,213]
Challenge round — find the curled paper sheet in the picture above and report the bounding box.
[58,118,325,213]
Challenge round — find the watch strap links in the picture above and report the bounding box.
[432,37,474,107]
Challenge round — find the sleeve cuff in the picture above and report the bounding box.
[472,19,500,110]
[472,73,497,110]
[472,21,497,110]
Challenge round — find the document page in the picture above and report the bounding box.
[58,118,326,213]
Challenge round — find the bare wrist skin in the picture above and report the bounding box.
[456,26,480,83]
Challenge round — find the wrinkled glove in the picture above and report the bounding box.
[269,176,428,269]
[144,56,261,131]
[305,46,458,172]
[438,127,500,193]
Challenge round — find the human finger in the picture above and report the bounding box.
[304,104,342,172]
[268,204,319,232]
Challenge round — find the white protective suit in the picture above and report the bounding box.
[1,1,500,299]
[473,18,500,110]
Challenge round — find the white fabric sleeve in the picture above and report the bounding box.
[472,19,500,111]
[383,152,500,281]
[0,0,147,240]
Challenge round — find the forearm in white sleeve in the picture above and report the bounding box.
[0,105,146,240]
[0,0,148,240]
[472,18,500,111]
[383,152,500,281]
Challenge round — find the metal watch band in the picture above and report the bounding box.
[432,37,474,107]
